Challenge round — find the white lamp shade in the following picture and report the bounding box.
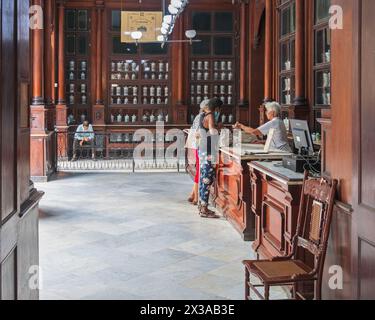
[163,15,173,24]
[185,29,197,39]
[162,22,170,30]
[157,35,165,42]
[171,0,183,9]
[168,4,179,15]
[130,31,143,40]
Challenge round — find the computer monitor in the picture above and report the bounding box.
[290,119,314,155]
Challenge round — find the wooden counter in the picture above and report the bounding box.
[249,161,305,259]
[213,145,291,241]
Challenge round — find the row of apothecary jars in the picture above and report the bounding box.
[111,61,139,73]
[190,113,234,124]
[191,95,233,106]
[192,61,232,71]
[111,85,168,97]
[111,72,169,81]
[68,94,87,105]
[191,71,233,81]
[191,85,233,95]
[68,60,87,71]
[110,112,169,123]
[69,83,86,93]
[111,97,168,105]
[68,71,87,81]
[143,61,169,73]
[111,61,170,73]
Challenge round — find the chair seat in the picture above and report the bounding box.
[243,259,313,283]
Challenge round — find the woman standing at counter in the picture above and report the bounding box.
[186,102,206,205]
[233,102,292,152]
[197,100,219,218]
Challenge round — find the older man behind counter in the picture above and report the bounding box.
[233,102,292,152]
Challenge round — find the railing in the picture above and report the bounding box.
[56,131,187,172]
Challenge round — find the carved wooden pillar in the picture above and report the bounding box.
[263,0,273,103]
[294,0,307,106]
[93,1,105,125]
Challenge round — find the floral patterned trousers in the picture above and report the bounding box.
[199,152,216,206]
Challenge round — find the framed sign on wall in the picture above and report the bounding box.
[121,11,163,43]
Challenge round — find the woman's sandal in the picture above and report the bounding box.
[199,206,220,219]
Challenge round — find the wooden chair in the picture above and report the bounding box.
[243,171,338,300]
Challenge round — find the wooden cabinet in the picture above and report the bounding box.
[213,147,292,241]
[215,150,253,240]
[249,161,304,259]
[187,8,239,124]
[65,8,92,124]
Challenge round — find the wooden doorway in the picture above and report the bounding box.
[352,0,375,300]
[0,0,43,300]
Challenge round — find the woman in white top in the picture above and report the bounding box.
[185,100,208,205]
[233,102,292,152]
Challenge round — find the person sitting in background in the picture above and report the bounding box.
[233,101,292,152]
[72,121,96,161]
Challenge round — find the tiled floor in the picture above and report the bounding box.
[36,172,286,300]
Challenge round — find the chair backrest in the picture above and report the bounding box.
[292,171,338,274]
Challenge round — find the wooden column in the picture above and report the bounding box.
[93,1,105,125]
[294,0,307,106]
[263,0,273,103]
[31,0,44,106]
[239,0,248,107]
[30,0,46,134]
[30,0,56,181]
[50,2,56,104]
[44,0,52,105]
[56,1,67,126]
[55,0,69,163]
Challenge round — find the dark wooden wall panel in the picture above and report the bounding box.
[360,0,375,210]
[18,206,39,300]
[0,249,17,300]
[1,0,17,221]
[19,130,31,204]
[322,204,352,300]
[358,238,375,299]
[351,0,375,300]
